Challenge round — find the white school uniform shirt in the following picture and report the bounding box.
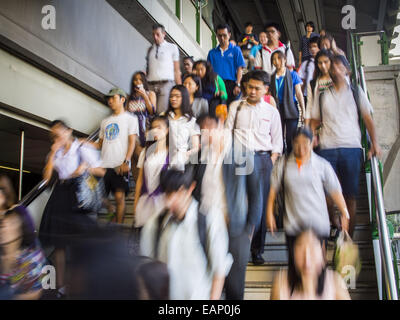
[254,42,295,75]
[140,199,233,300]
[52,139,102,180]
[134,147,168,227]
[225,98,283,154]
[168,112,200,169]
[99,112,139,169]
[147,41,180,82]
[310,84,373,149]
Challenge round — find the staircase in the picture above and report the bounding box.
[244,174,379,300]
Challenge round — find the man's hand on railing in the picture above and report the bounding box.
[367,142,382,160]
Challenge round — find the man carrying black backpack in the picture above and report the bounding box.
[310,55,381,237]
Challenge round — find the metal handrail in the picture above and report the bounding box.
[371,156,398,300]
[355,44,399,300]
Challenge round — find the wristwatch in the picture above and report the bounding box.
[236,83,241,88]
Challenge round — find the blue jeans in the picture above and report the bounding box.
[318,148,363,197]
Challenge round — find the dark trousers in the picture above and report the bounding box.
[251,154,273,256]
[224,79,239,107]
[284,119,299,155]
[223,152,272,299]
[224,229,251,300]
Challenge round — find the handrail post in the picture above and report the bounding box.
[371,156,398,300]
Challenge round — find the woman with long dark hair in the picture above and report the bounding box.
[271,230,350,300]
[127,71,156,148]
[193,60,228,116]
[39,120,105,298]
[133,116,169,228]
[165,85,200,170]
[304,49,334,126]
[183,74,209,118]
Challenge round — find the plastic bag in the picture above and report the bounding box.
[334,231,362,278]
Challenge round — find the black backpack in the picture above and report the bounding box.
[153,207,210,271]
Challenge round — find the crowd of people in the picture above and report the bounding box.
[0,20,382,300]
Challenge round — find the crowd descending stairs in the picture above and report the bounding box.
[97,174,379,300]
[244,173,379,300]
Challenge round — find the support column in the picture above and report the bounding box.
[18,129,25,201]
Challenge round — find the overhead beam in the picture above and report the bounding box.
[376,0,387,31]
[221,0,244,33]
[254,0,268,26]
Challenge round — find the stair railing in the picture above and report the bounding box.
[350,31,399,300]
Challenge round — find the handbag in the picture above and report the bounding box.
[334,230,362,278]
[75,146,105,213]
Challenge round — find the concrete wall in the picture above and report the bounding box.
[0,0,150,96]
[364,65,400,212]
[137,0,208,60]
[0,48,109,135]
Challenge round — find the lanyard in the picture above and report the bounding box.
[276,76,285,95]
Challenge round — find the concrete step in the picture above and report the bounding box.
[245,262,377,284]
[244,281,378,300]
[259,239,374,264]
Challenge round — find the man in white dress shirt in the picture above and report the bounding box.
[146,24,182,114]
[223,70,283,299]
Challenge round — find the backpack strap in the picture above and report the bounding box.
[145,45,154,76]
[350,85,361,122]
[197,209,211,273]
[259,47,264,69]
[154,209,169,259]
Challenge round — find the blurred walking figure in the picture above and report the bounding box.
[0,175,46,300]
[165,85,200,170]
[224,70,283,299]
[270,51,305,154]
[0,206,47,300]
[193,114,230,220]
[310,55,381,236]
[39,120,104,298]
[140,169,232,300]
[183,74,209,118]
[146,24,181,114]
[193,60,228,117]
[238,22,259,72]
[319,34,346,57]
[271,230,350,300]
[134,116,169,229]
[266,128,349,268]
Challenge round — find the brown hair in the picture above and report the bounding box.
[0,175,17,210]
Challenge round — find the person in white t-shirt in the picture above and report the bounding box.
[87,88,139,224]
[310,55,381,236]
[146,24,181,114]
